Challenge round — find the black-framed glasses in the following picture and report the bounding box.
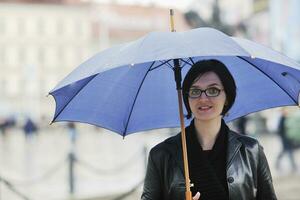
[188,87,223,98]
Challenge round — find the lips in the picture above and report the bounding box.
[198,106,212,111]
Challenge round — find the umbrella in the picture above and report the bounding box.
[49,29,300,135]
[49,15,300,199]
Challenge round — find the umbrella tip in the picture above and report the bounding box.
[169,9,175,32]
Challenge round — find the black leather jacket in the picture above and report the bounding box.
[141,130,277,200]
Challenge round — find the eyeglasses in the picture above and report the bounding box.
[188,87,223,98]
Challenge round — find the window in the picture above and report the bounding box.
[7,46,18,66]
[56,46,64,63]
[0,48,5,64]
[56,20,64,35]
[37,18,45,35]
[7,75,19,97]
[0,78,6,95]
[75,19,83,38]
[0,19,5,35]
[38,47,45,64]
[18,18,25,35]
[18,47,25,63]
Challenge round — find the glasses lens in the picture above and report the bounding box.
[206,87,220,97]
[189,89,201,98]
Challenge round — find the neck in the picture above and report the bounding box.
[194,116,222,150]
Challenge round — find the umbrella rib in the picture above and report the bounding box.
[51,74,98,123]
[149,60,172,71]
[123,61,156,137]
[179,58,194,67]
[189,57,195,65]
[237,56,298,105]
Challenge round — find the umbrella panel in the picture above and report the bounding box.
[51,56,300,136]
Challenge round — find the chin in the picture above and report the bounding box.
[195,116,219,122]
[194,113,222,122]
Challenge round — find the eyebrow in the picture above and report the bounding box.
[190,83,221,88]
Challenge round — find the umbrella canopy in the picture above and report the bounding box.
[49,27,300,136]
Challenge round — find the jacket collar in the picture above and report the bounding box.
[173,128,242,174]
[226,130,242,170]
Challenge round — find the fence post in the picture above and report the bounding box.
[68,151,75,195]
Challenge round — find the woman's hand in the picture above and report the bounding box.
[193,192,201,200]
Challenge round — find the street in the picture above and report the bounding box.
[258,134,300,200]
[0,126,299,200]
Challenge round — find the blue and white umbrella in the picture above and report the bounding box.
[49,27,300,137]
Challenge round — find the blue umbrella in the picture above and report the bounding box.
[49,27,300,136]
[49,26,300,200]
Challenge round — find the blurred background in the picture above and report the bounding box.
[0,0,299,199]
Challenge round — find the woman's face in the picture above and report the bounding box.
[188,71,226,122]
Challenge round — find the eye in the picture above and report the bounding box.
[189,89,201,96]
[206,87,220,96]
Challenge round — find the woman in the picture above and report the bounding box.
[141,59,277,200]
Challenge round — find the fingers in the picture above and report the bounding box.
[192,192,201,200]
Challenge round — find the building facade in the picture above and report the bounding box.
[0,1,188,121]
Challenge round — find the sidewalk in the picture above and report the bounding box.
[88,133,300,200]
[258,133,300,200]
[0,128,299,200]
[274,175,300,200]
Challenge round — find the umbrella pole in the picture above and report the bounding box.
[178,97,193,200]
[170,9,192,200]
[173,59,193,200]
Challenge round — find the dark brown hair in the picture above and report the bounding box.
[182,59,236,119]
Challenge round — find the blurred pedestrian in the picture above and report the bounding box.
[275,108,297,171]
[23,117,38,139]
[67,122,77,144]
[0,118,8,136]
[0,116,16,136]
[286,109,300,149]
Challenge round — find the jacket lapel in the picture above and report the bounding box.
[173,130,242,173]
[226,130,242,170]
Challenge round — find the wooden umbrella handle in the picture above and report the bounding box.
[177,89,193,200]
[170,9,193,200]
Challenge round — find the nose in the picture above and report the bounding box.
[198,91,208,99]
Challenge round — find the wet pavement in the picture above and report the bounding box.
[257,134,300,200]
[0,126,299,200]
